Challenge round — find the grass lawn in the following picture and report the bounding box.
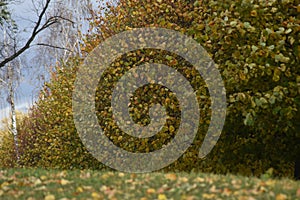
[0,169,299,200]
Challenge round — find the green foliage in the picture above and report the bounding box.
[16,0,299,177]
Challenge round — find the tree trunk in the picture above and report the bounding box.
[7,65,19,165]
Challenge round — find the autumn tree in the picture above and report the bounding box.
[14,0,299,178]
[0,0,22,164]
[0,28,22,163]
[0,0,75,69]
[77,0,300,176]
[32,0,94,83]
[0,0,83,165]
[0,111,26,168]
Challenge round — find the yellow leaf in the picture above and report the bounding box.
[238,197,255,200]
[147,188,156,194]
[209,185,220,193]
[202,193,215,199]
[179,177,189,183]
[273,68,281,82]
[223,188,232,196]
[250,10,257,16]
[181,195,196,200]
[91,192,103,200]
[158,194,167,200]
[239,72,246,80]
[76,187,84,193]
[33,178,42,186]
[44,194,55,200]
[40,176,47,181]
[165,173,177,181]
[265,180,275,187]
[169,125,175,133]
[194,177,205,182]
[1,182,9,187]
[276,194,287,200]
[60,179,71,186]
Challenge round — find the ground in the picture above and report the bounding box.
[0,169,299,199]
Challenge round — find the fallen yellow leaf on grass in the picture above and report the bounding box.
[222,188,232,196]
[238,196,256,200]
[193,177,205,182]
[181,195,196,200]
[57,188,63,192]
[101,174,111,179]
[40,175,47,181]
[76,187,84,193]
[265,180,276,187]
[165,173,177,181]
[44,194,55,200]
[1,181,9,188]
[179,177,189,183]
[58,171,67,177]
[276,193,287,200]
[80,171,91,179]
[60,179,71,185]
[158,194,167,200]
[33,178,42,186]
[82,186,93,190]
[91,192,103,200]
[100,185,108,191]
[146,188,156,194]
[209,185,221,193]
[202,193,215,199]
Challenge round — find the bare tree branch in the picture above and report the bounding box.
[32,0,92,69]
[34,43,72,51]
[0,0,70,69]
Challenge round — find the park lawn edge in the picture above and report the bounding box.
[0,168,299,199]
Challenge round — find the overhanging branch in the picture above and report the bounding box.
[35,43,72,51]
[0,0,73,69]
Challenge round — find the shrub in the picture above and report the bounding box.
[18,0,299,177]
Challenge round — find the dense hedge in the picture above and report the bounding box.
[1,0,298,177]
[0,113,27,168]
[0,128,16,168]
[16,62,106,170]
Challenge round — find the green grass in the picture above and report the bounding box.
[0,169,299,200]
